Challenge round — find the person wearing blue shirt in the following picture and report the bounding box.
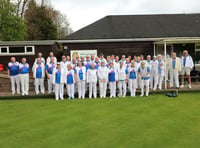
[75,61,86,99]
[65,64,75,100]
[128,61,137,97]
[138,61,151,97]
[19,58,30,96]
[45,57,56,94]
[33,58,45,94]
[7,57,20,94]
[52,62,65,100]
[108,62,118,98]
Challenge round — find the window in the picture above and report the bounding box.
[0,46,35,55]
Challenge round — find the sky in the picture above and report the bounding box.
[50,0,200,32]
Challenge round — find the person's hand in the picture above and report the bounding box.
[8,75,10,79]
[47,75,50,79]
[125,79,128,83]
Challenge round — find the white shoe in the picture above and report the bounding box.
[110,96,112,98]
[140,94,144,97]
[188,84,192,89]
[146,93,149,97]
[12,92,15,95]
[100,96,102,98]
[180,85,184,88]
[122,95,125,98]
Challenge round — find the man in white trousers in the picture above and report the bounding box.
[117,61,128,97]
[150,56,159,90]
[128,61,137,97]
[32,58,45,94]
[108,61,118,98]
[75,61,86,99]
[65,64,75,100]
[45,57,56,94]
[7,57,20,95]
[87,63,97,99]
[157,54,165,90]
[98,61,109,98]
[52,62,65,100]
[138,61,151,97]
[135,56,141,89]
[34,52,45,65]
[19,58,30,96]
[180,50,194,88]
[167,52,182,88]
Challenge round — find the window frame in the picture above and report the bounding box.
[0,46,35,56]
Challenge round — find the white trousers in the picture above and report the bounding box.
[136,74,140,88]
[67,84,74,98]
[118,80,126,96]
[47,74,54,94]
[158,74,163,90]
[150,72,158,90]
[170,70,179,87]
[78,80,85,98]
[88,82,97,98]
[20,74,29,95]
[55,83,64,100]
[129,79,137,96]
[109,81,116,97]
[35,78,45,94]
[141,79,150,96]
[10,75,20,94]
[99,80,107,97]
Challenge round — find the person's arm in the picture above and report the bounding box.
[7,70,10,78]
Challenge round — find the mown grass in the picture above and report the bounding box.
[0,93,200,148]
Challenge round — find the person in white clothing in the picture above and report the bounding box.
[87,63,97,99]
[46,52,57,64]
[75,61,86,99]
[65,64,75,99]
[19,58,30,96]
[98,61,109,98]
[157,54,165,90]
[150,56,159,90]
[128,61,137,97]
[34,52,45,65]
[52,62,65,100]
[114,56,120,70]
[138,61,151,97]
[135,56,141,89]
[32,58,45,94]
[108,62,118,98]
[99,53,107,64]
[180,50,194,88]
[61,55,70,70]
[7,57,20,94]
[167,52,182,88]
[117,61,128,97]
[45,57,56,94]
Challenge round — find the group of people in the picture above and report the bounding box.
[7,50,194,100]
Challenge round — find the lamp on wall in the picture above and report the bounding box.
[64,46,68,50]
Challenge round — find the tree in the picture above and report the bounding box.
[0,0,26,41]
[24,0,57,40]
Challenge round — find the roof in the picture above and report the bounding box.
[0,40,56,46]
[64,14,200,40]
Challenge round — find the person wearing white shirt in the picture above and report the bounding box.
[150,56,159,90]
[135,56,141,88]
[52,62,65,100]
[65,64,75,100]
[45,57,56,94]
[19,58,30,96]
[138,61,151,97]
[61,55,71,70]
[180,50,194,88]
[46,52,57,64]
[117,61,128,97]
[114,56,120,70]
[128,61,137,97]
[90,54,95,63]
[34,52,45,65]
[32,58,45,94]
[157,54,165,90]
[167,52,182,88]
[99,53,107,64]
[108,62,118,98]
[98,61,109,98]
[7,57,20,95]
[75,62,86,99]
[87,63,97,99]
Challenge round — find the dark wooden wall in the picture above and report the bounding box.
[0,44,60,69]
[62,41,154,58]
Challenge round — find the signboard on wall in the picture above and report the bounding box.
[70,50,97,60]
